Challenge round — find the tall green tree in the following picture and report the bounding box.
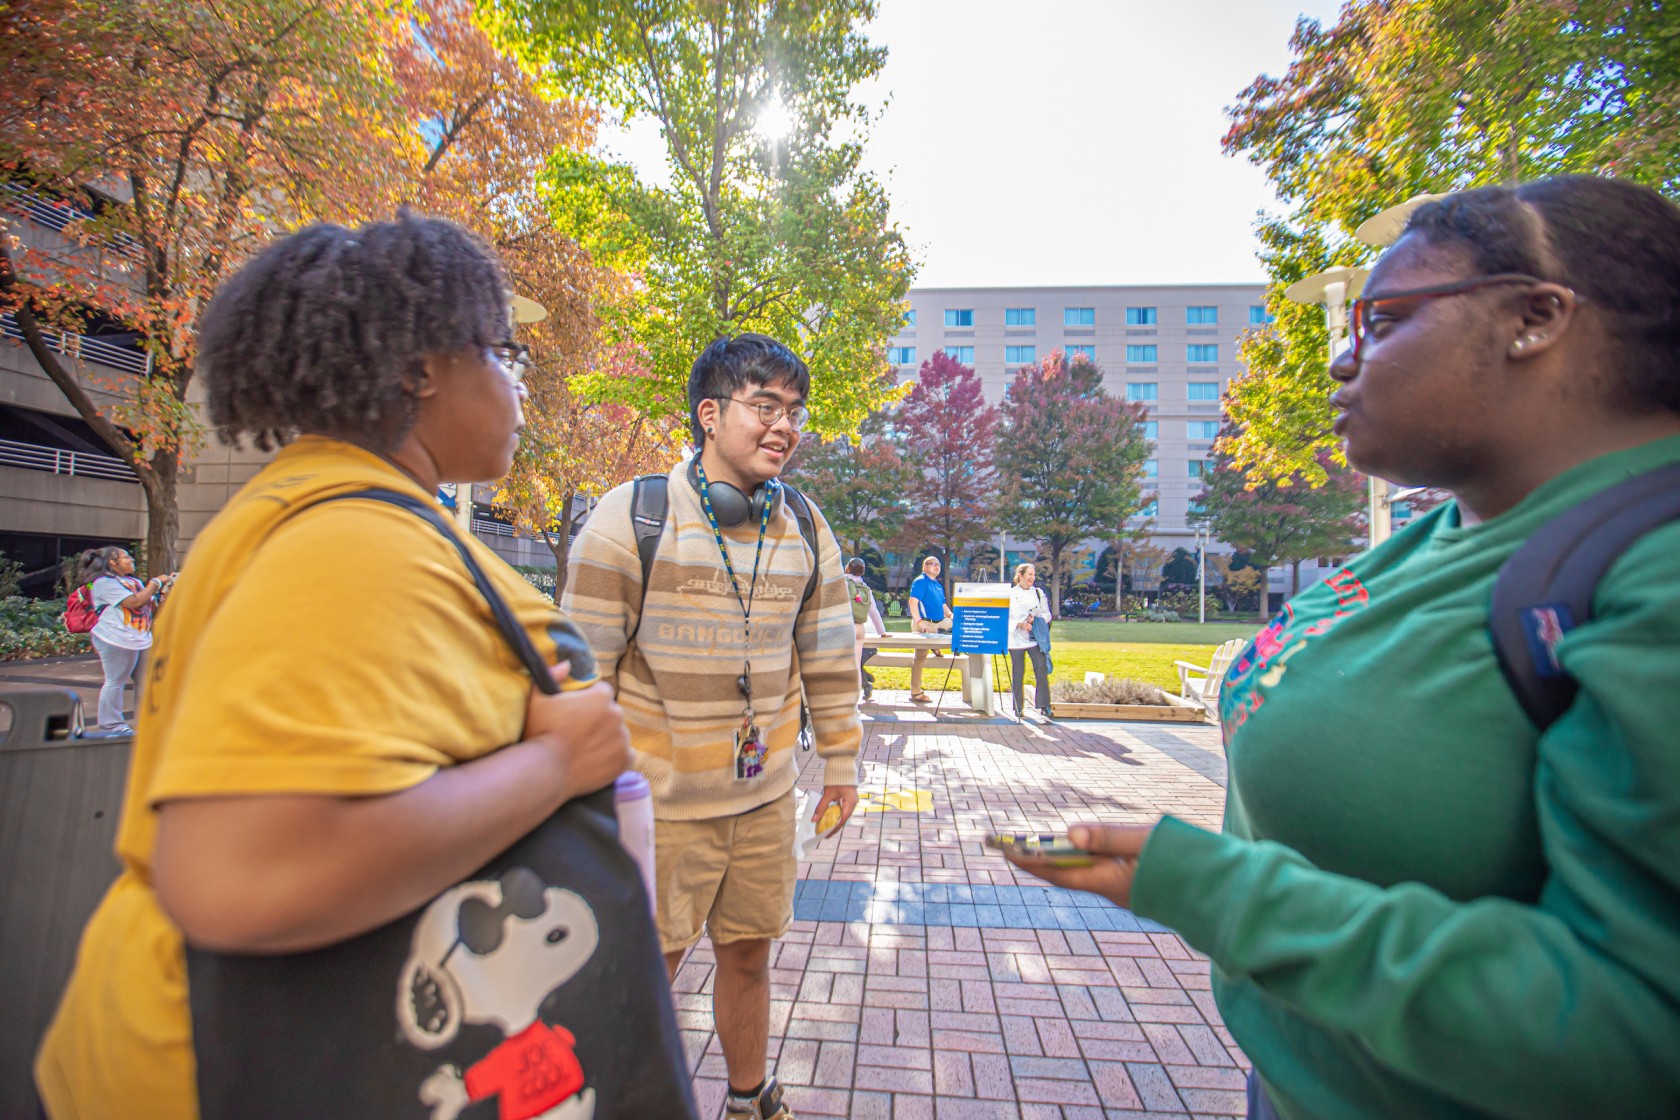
[1222,0,1680,480]
[994,350,1152,612]
[1190,433,1366,619]
[492,0,916,438]
[786,406,911,558]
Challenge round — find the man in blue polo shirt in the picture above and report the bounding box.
[906,554,952,703]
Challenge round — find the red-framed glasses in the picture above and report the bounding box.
[1347,272,1547,363]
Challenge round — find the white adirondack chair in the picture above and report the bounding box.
[1174,638,1249,717]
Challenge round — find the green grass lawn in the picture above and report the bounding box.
[867,618,1260,694]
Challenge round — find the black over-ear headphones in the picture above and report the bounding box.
[686,457,782,527]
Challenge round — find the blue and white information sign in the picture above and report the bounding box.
[952,582,1010,655]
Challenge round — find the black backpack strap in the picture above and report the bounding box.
[627,474,670,643]
[780,483,821,605]
[1489,462,1680,731]
[312,489,592,695]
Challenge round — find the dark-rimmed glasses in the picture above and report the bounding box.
[1348,273,1546,363]
[721,396,809,430]
[490,341,531,382]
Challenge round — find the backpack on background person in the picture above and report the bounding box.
[63,585,99,634]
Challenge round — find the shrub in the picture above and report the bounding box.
[1052,677,1170,705]
[0,596,93,660]
[1157,591,1220,618]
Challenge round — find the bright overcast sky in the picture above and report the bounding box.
[599,0,1345,288]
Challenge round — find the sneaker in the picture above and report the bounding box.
[724,1078,794,1120]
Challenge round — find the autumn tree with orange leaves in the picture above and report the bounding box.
[394,0,684,588]
[0,0,413,571]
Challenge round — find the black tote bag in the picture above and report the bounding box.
[184,490,697,1120]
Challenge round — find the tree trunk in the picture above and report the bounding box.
[143,451,179,575]
[1257,573,1270,621]
[1291,558,1302,598]
[542,492,578,604]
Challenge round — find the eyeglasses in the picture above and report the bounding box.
[490,341,531,382]
[1348,273,1547,363]
[722,396,809,430]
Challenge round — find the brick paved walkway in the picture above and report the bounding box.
[0,662,1247,1116]
[677,693,1247,1120]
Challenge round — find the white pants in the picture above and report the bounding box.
[91,635,148,728]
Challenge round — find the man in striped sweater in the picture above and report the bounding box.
[563,334,861,1120]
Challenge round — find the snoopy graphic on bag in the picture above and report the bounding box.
[398,867,600,1120]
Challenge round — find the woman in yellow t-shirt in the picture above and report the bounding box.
[35,215,634,1118]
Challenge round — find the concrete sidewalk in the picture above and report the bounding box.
[678,692,1246,1119]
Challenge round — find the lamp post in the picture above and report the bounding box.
[1196,526,1207,624]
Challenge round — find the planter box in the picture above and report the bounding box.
[1051,693,1210,723]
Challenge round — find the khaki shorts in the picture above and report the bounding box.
[653,789,797,954]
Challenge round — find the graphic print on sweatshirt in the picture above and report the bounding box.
[1220,568,1371,738]
[398,868,600,1120]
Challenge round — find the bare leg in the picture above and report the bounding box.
[712,936,772,1094]
[664,948,686,984]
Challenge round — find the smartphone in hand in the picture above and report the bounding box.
[984,833,1094,868]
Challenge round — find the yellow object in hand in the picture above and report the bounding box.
[818,803,842,835]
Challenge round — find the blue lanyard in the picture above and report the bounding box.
[695,460,777,640]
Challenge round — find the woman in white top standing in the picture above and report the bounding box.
[83,546,171,731]
[1008,562,1053,720]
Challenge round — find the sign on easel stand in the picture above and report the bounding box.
[952,582,1010,656]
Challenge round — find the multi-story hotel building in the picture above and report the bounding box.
[888,283,1267,568]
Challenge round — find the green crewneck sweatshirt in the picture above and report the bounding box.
[1131,435,1680,1120]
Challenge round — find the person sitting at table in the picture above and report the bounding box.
[906,554,952,703]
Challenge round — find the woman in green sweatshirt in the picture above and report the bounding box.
[1008,175,1680,1120]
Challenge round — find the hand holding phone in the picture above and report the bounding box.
[984,832,1094,868]
[990,822,1158,909]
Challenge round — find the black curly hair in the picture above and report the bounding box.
[197,212,510,451]
[1403,176,1680,415]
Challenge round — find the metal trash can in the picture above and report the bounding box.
[0,688,132,1119]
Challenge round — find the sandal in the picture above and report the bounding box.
[909,692,932,703]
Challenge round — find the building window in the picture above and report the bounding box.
[1187,420,1219,440]
[888,346,916,365]
[1249,305,1273,325]
[904,309,917,328]
[1188,499,1206,515]
[1126,307,1157,325]
[1066,345,1095,362]
[944,309,974,327]
[1136,499,1159,519]
[1005,307,1036,327]
[1188,459,1209,478]
[1126,344,1157,363]
[1188,381,1219,401]
[1187,344,1220,363]
[1391,501,1413,522]
[1139,420,1158,440]
[1143,459,1158,478]
[1187,305,1218,324]
[944,345,975,364]
[1005,345,1036,364]
[1063,306,1095,326]
[1127,382,1158,402]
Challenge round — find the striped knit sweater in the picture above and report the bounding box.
[563,461,861,820]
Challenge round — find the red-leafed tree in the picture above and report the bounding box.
[1190,426,1367,619]
[786,404,913,558]
[894,351,999,596]
[994,349,1153,611]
